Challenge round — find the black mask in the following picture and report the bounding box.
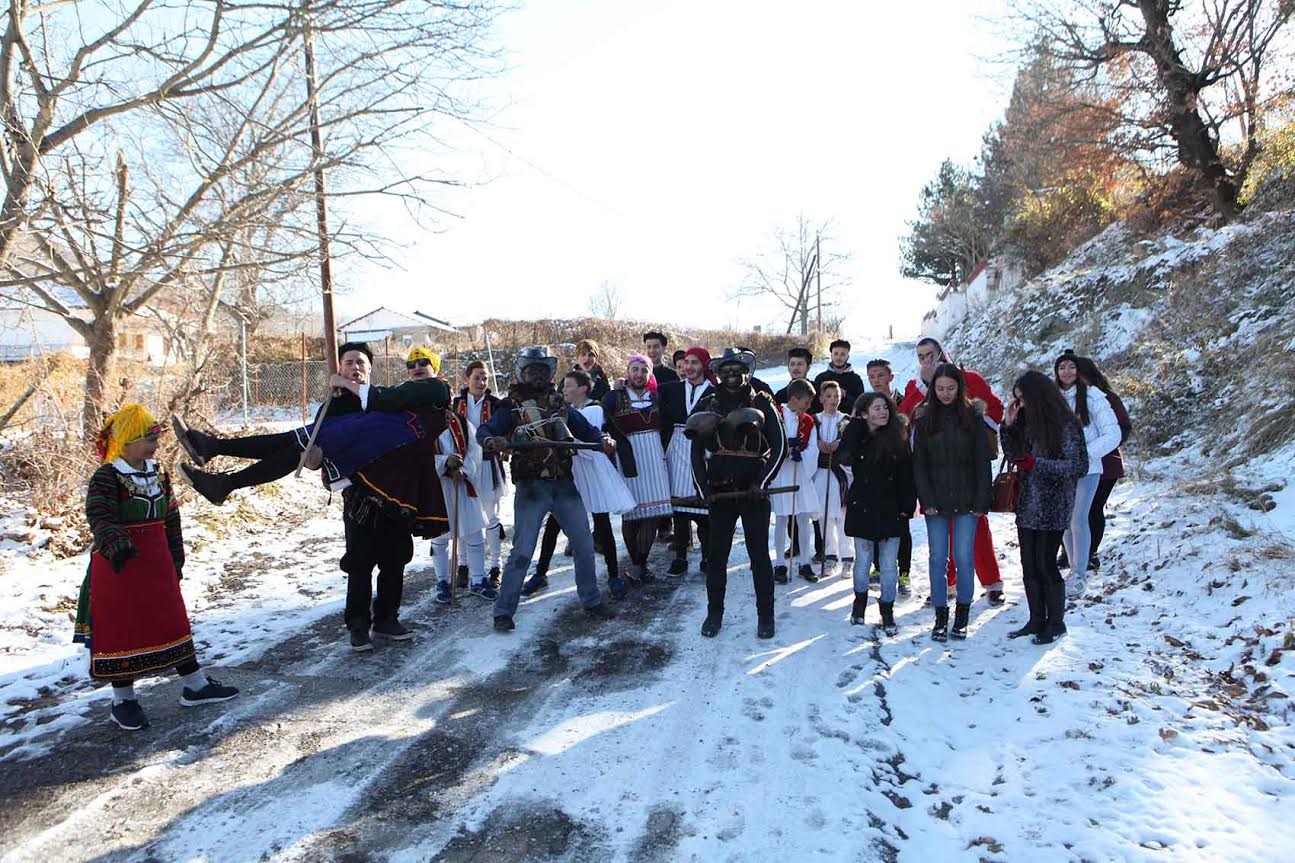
[718,363,748,391]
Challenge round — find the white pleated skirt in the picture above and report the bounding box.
[620,430,674,521]
[812,465,852,519]
[666,426,706,514]
[573,450,636,515]
[770,456,824,517]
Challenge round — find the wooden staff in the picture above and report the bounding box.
[450,477,460,604]
[820,450,833,582]
[294,392,333,478]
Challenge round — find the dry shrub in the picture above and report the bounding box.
[1123,167,1218,236]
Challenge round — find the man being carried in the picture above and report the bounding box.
[689,348,788,639]
[658,346,714,576]
[813,339,864,413]
[898,337,1006,604]
[478,347,617,632]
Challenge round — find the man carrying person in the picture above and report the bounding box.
[898,337,1006,604]
[477,347,618,632]
[658,346,714,576]
[689,348,788,639]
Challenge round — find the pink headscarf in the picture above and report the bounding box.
[627,353,658,395]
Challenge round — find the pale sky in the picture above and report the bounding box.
[336,0,1011,341]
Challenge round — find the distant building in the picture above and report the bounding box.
[338,307,461,351]
[0,286,175,365]
[922,258,1024,339]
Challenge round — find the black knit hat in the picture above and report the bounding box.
[338,341,373,363]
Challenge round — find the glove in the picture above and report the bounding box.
[108,542,138,573]
[1012,454,1036,471]
[788,435,804,462]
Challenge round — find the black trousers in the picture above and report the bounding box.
[341,512,413,630]
[1088,477,1119,562]
[536,512,618,578]
[671,512,709,558]
[1018,526,1065,633]
[873,519,913,572]
[208,430,302,491]
[705,499,774,620]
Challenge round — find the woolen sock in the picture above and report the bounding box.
[112,683,135,704]
[180,670,208,691]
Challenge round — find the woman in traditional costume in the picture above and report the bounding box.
[74,405,238,731]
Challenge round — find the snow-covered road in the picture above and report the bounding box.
[2,345,1293,862]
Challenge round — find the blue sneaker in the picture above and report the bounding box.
[435,581,452,605]
[608,575,628,600]
[470,580,498,600]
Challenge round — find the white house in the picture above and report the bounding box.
[922,258,1025,339]
[338,307,461,351]
[0,288,174,365]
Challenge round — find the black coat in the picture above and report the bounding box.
[653,364,680,385]
[912,404,993,515]
[657,378,715,449]
[812,366,865,413]
[840,424,917,541]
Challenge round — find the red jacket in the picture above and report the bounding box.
[899,369,1004,427]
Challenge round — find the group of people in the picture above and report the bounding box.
[75,331,1131,731]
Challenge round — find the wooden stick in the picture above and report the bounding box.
[450,477,460,604]
[820,451,833,582]
[294,393,332,478]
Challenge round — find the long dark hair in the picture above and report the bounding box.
[1053,350,1091,426]
[1014,371,1079,457]
[1072,354,1117,397]
[918,363,976,435]
[853,391,909,462]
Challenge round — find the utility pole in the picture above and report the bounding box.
[302,7,338,373]
[815,233,822,333]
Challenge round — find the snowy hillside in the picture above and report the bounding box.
[0,344,1292,862]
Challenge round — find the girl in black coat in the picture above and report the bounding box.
[1000,371,1089,644]
[840,392,916,636]
[912,364,993,642]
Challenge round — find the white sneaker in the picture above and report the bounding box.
[1067,572,1088,598]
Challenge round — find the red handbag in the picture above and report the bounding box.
[990,456,1020,513]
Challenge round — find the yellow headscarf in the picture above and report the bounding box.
[406,345,441,374]
[95,404,162,464]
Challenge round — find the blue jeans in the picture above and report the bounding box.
[853,537,900,602]
[925,513,978,607]
[1062,473,1101,573]
[493,479,604,618]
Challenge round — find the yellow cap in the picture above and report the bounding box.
[406,346,441,374]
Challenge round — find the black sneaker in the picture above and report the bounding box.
[701,614,723,637]
[799,564,819,583]
[493,615,515,633]
[608,575,628,600]
[434,582,452,605]
[521,572,548,596]
[111,699,149,730]
[987,589,1005,606]
[773,565,788,584]
[756,617,775,639]
[667,558,688,576]
[469,581,499,601]
[180,676,240,706]
[488,566,501,590]
[372,619,414,641]
[350,628,374,651]
[585,603,617,621]
[455,565,470,589]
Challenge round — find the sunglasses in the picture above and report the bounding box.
[406,358,432,370]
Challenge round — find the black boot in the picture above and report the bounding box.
[171,415,214,466]
[850,591,868,625]
[1009,576,1047,639]
[455,564,470,589]
[701,613,723,638]
[773,565,788,584]
[951,602,971,640]
[931,606,949,642]
[756,615,775,639]
[488,566,501,590]
[1034,575,1067,644]
[180,463,232,505]
[879,601,897,636]
[798,563,819,583]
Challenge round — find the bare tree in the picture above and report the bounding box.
[587,280,622,320]
[1007,0,1294,219]
[734,214,850,335]
[0,0,504,433]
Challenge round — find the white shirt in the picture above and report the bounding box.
[684,380,711,414]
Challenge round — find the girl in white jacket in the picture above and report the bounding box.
[1054,351,1123,596]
